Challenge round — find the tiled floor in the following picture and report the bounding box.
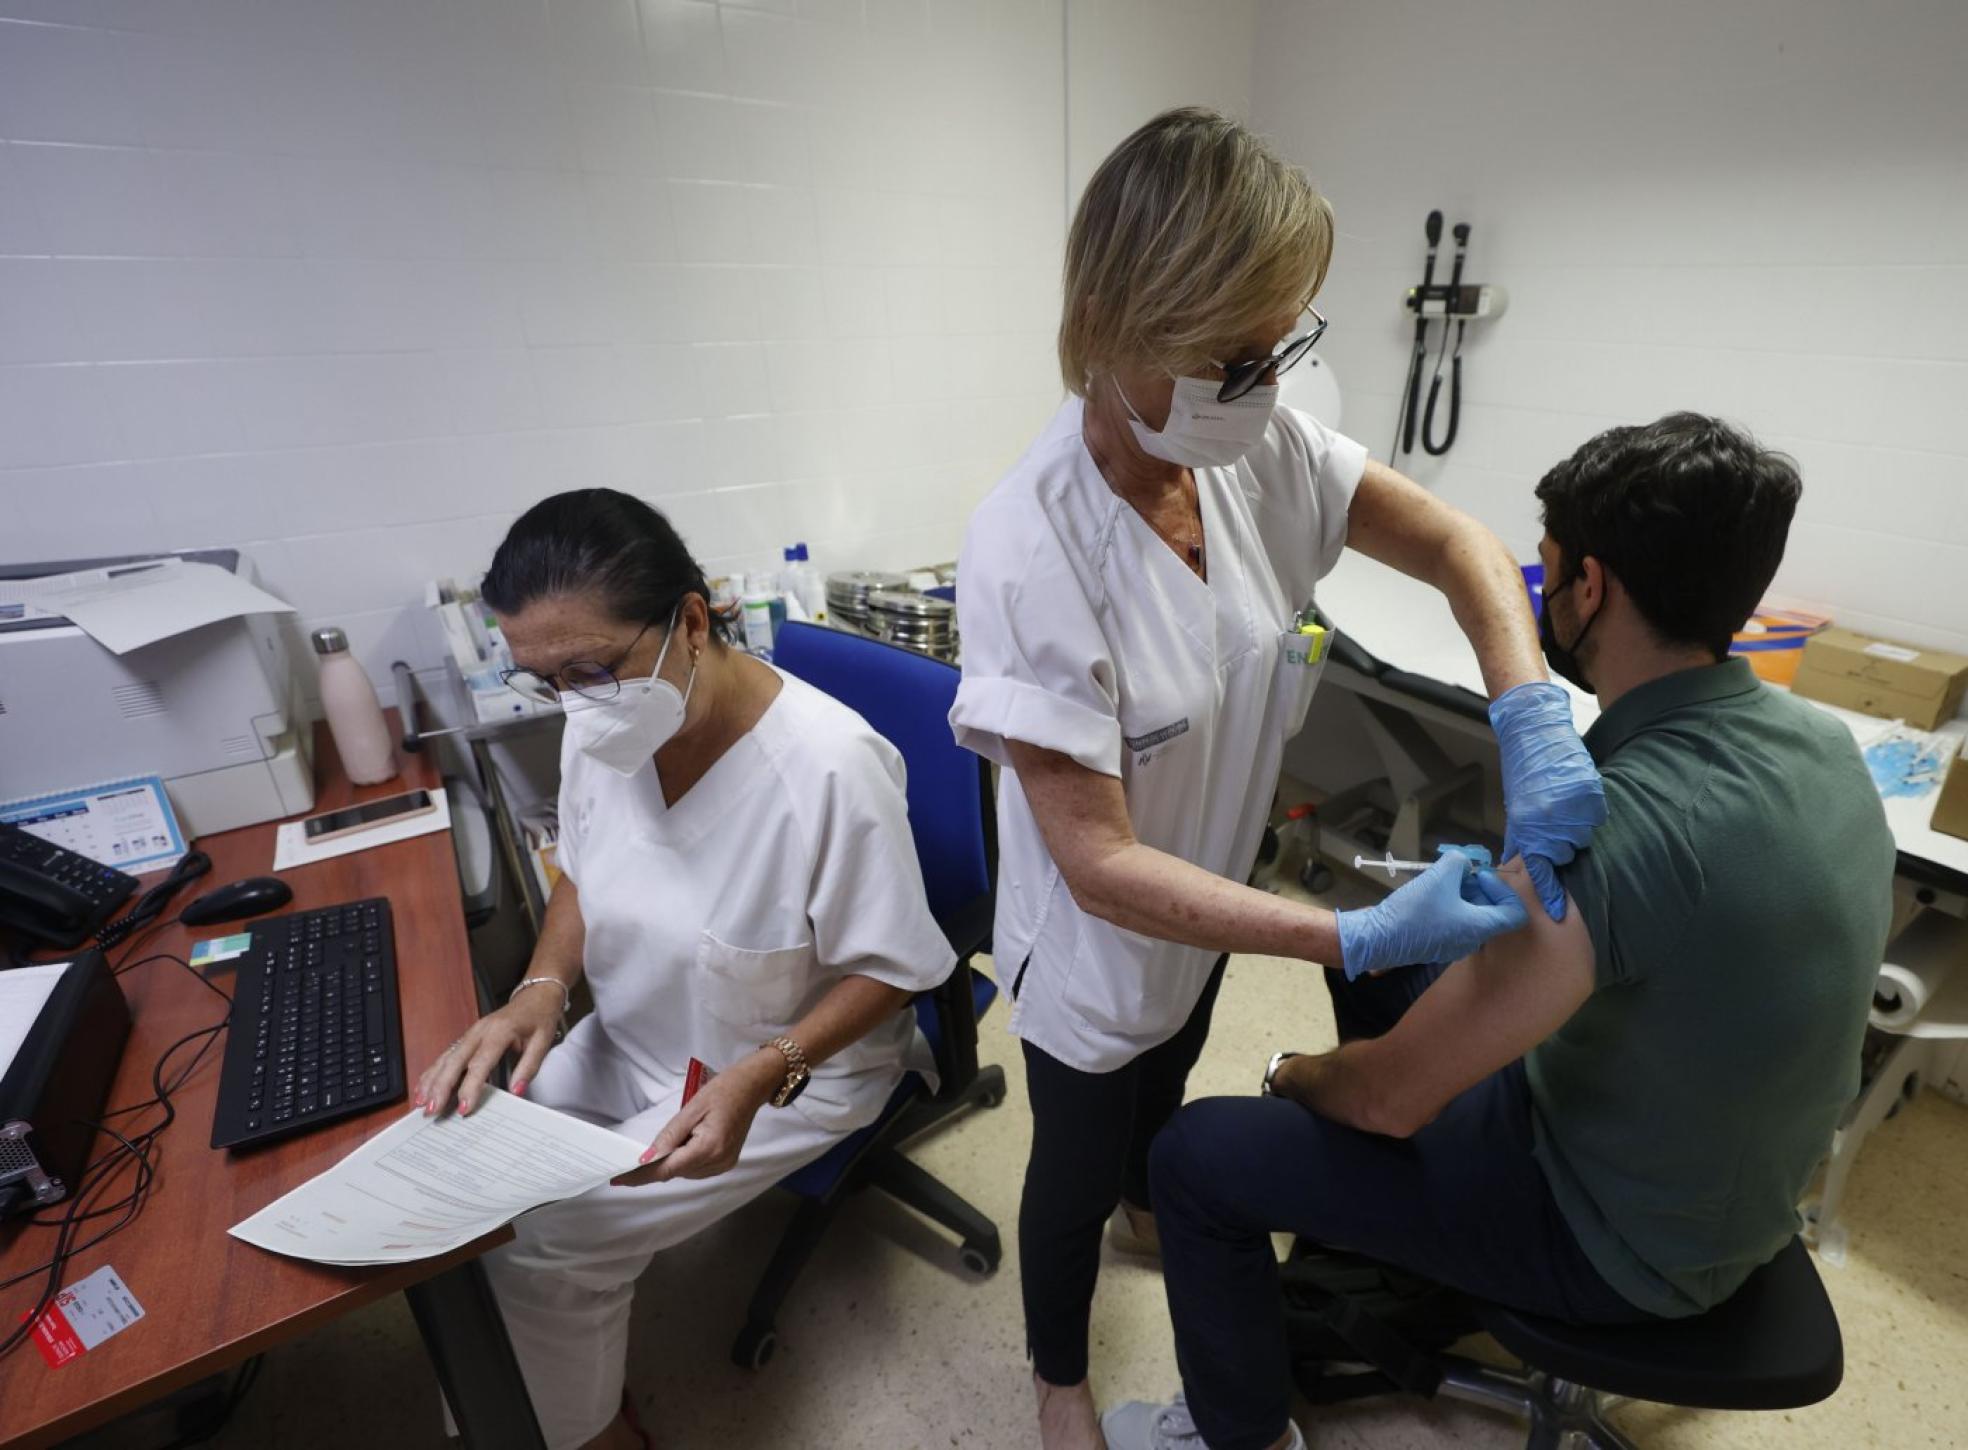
[71,880,1968,1449]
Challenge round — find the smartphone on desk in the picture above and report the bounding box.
[302,789,435,844]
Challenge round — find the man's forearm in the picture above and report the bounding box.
[1275,1042,1416,1139]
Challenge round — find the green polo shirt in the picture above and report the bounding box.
[1526,659,1895,1318]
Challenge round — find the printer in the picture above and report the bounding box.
[0,549,315,836]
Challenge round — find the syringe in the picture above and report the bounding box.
[1353,852,1434,879]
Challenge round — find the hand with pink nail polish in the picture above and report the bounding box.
[411,989,563,1119]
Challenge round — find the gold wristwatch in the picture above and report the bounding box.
[761,1036,811,1107]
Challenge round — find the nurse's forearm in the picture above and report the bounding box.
[1077,840,1343,965]
[1433,521,1545,698]
[726,975,916,1106]
[790,975,916,1069]
[522,875,588,996]
[1345,458,1544,696]
[1007,738,1345,966]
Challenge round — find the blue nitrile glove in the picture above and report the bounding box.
[1335,852,1530,980]
[1489,681,1607,921]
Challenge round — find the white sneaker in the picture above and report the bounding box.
[1100,1393,1306,1450]
[1101,1393,1204,1450]
[1106,1201,1163,1260]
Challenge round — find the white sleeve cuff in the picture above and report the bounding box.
[948,676,1121,777]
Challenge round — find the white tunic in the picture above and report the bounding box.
[556,665,952,1131]
[949,398,1366,1073]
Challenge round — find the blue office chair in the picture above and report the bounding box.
[729,621,1006,1370]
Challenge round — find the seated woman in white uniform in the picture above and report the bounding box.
[414,489,954,1450]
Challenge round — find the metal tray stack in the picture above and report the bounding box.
[825,570,908,632]
[865,588,958,661]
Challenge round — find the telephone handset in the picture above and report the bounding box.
[0,821,139,950]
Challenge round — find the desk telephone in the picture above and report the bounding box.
[0,820,139,949]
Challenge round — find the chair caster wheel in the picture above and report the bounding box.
[960,1237,1001,1275]
[732,1321,778,1370]
[979,1082,1007,1109]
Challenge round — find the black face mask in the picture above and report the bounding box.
[1539,573,1599,693]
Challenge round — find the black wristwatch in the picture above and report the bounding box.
[1261,1050,1301,1097]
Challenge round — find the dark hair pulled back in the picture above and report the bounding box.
[480,489,729,642]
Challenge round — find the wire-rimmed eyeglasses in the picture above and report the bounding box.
[1212,306,1328,403]
[498,618,656,706]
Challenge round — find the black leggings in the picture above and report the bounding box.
[1017,955,1228,1385]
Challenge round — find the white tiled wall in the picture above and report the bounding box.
[0,0,1072,700]
[1066,0,1254,200]
[1253,0,1968,656]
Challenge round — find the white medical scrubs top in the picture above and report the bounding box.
[556,667,952,1133]
[950,398,1367,1073]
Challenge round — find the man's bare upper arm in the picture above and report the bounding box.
[1358,860,1597,1132]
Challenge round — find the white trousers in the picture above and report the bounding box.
[470,1020,847,1450]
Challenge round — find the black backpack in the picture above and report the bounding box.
[1281,1241,1480,1405]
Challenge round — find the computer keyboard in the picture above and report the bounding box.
[209,898,405,1151]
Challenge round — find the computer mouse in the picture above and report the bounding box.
[180,876,294,927]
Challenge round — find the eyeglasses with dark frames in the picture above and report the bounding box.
[1211,306,1328,403]
[499,618,658,707]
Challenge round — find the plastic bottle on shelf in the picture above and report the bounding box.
[790,543,826,621]
[740,574,776,660]
[312,627,398,785]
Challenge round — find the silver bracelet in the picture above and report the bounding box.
[510,976,571,1041]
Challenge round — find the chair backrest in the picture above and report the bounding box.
[772,622,993,931]
[774,622,995,1096]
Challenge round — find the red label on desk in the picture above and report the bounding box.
[30,1266,144,1368]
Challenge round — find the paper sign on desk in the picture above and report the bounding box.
[229,1088,645,1266]
[270,787,451,872]
[1,775,186,873]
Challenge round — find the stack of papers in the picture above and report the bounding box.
[229,1089,646,1266]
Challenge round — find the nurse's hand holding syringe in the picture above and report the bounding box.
[1334,850,1525,979]
[1006,740,1527,981]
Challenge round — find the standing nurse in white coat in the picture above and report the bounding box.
[949,109,1606,1449]
[414,489,954,1450]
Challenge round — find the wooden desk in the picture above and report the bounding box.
[0,714,544,1450]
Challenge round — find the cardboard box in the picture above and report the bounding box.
[1934,747,1968,843]
[1791,628,1968,730]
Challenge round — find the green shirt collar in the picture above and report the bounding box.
[1583,658,1762,763]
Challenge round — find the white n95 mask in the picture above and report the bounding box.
[562,610,697,776]
[1118,375,1279,469]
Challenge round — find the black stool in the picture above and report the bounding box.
[1436,1238,1843,1448]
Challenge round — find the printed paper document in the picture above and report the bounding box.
[229,1088,645,1266]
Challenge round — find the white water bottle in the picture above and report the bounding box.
[312,627,398,785]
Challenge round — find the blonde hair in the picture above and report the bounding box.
[1059,107,1334,395]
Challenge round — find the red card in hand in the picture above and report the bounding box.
[682,1057,716,1106]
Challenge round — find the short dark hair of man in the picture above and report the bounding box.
[1535,412,1802,659]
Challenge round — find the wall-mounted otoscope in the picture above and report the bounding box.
[1397,210,1443,458]
[1392,211,1507,462]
